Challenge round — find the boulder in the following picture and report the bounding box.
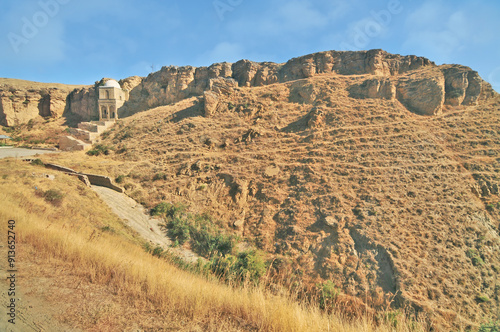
[208,77,238,95]
[203,91,219,117]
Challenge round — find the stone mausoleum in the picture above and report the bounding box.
[98,79,129,121]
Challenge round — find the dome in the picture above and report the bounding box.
[102,79,121,89]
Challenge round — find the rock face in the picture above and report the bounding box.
[122,49,494,118]
[348,78,396,100]
[203,77,238,117]
[1,50,496,126]
[66,87,98,121]
[396,71,446,115]
[442,65,484,106]
[0,86,69,126]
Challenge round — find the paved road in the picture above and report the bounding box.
[0,147,58,159]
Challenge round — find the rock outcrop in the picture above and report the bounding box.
[348,78,396,100]
[1,50,496,126]
[0,85,71,126]
[203,77,238,117]
[66,86,98,121]
[396,70,446,115]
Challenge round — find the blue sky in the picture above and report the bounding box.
[1,0,500,92]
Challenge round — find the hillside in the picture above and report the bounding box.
[1,154,429,331]
[3,50,500,331]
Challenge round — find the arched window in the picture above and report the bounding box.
[106,90,110,99]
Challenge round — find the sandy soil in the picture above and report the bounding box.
[0,248,81,332]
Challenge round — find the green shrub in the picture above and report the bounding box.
[466,249,484,267]
[86,144,112,156]
[37,188,64,206]
[191,225,234,257]
[115,175,126,183]
[153,172,168,181]
[479,321,500,332]
[153,202,238,262]
[208,250,267,285]
[151,202,186,217]
[317,280,339,310]
[30,158,44,166]
[167,216,190,244]
[476,295,490,303]
[100,226,114,233]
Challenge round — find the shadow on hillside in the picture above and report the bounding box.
[170,102,203,123]
[281,114,309,134]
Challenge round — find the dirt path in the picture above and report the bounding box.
[0,250,81,332]
[90,186,200,263]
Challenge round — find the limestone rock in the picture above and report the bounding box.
[0,86,71,126]
[289,82,318,104]
[307,106,326,128]
[441,66,483,106]
[67,87,98,121]
[233,210,247,229]
[397,71,445,115]
[348,78,396,100]
[208,77,238,95]
[203,91,219,117]
[119,76,143,91]
[2,50,496,125]
[232,60,279,87]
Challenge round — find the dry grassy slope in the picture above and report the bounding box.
[0,78,87,90]
[75,70,499,328]
[2,160,424,332]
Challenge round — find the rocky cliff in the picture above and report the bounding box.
[120,49,495,117]
[0,79,82,126]
[1,50,496,126]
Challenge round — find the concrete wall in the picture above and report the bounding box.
[43,163,123,193]
[81,173,124,193]
[44,163,77,174]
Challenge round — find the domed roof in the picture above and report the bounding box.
[102,79,121,89]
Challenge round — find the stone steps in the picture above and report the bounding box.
[60,120,116,151]
[59,135,92,151]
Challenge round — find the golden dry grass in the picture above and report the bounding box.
[0,159,426,331]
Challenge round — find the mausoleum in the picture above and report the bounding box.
[98,79,129,121]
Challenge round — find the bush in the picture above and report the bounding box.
[152,202,237,259]
[86,144,112,156]
[208,250,267,285]
[466,249,484,266]
[167,216,190,245]
[37,188,64,206]
[151,202,186,218]
[153,172,168,181]
[317,280,339,311]
[479,321,500,332]
[30,158,44,166]
[115,175,126,183]
[476,295,490,303]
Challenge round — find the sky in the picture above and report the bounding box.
[1,0,500,92]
